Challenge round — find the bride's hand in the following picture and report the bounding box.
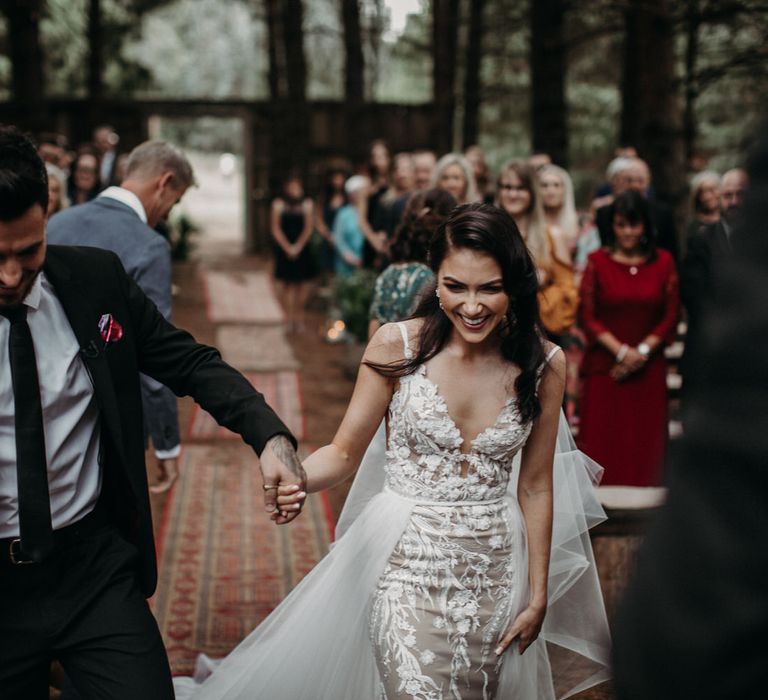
[495,603,546,656]
[260,435,307,525]
[272,483,307,523]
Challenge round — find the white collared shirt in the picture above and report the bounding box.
[0,273,102,537]
[99,186,147,223]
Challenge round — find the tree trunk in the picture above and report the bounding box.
[88,0,104,102]
[342,0,364,104]
[265,0,283,99]
[620,0,685,206]
[368,0,385,98]
[282,0,307,103]
[530,0,568,167]
[265,0,309,189]
[3,0,45,103]
[462,0,485,149]
[341,0,365,163]
[433,0,460,154]
[683,0,700,167]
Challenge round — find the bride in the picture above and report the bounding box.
[176,203,610,699]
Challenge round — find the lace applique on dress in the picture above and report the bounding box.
[368,325,543,699]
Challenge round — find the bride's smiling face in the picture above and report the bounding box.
[438,247,509,345]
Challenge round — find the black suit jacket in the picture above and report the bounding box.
[43,245,294,596]
[596,199,679,261]
[679,220,732,372]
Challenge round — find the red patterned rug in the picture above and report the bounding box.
[202,270,285,324]
[151,443,332,675]
[216,325,300,371]
[187,371,306,442]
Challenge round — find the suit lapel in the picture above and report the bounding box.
[43,250,128,458]
[717,221,733,254]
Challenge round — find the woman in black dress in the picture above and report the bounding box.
[270,174,315,331]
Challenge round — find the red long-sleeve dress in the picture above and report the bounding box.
[577,248,679,486]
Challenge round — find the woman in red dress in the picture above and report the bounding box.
[578,190,679,486]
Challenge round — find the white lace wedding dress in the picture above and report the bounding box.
[174,324,610,699]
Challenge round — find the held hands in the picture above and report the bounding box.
[495,603,546,657]
[372,231,388,254]
[260,435,307,525]
[149,457,179,495]
[274,483,306,520]
[286,243,301,261]
[610,346,647,382]
[342,251,363,267]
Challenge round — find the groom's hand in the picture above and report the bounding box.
[260,435,307,525]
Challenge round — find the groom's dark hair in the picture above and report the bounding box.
[0,124,49,221]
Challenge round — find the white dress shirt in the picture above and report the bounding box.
[99,186,147,223]
[0,272,102,537]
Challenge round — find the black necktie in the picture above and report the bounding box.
[1,305,53,561]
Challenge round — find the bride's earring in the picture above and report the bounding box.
[502,308,517,333]
[435,288,445,311]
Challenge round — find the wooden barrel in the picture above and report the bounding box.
[591,486,666,624]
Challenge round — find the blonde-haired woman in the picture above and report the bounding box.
[687,170,721,237]
[495,160,549,277]
[538,164,579,261]
[45,162,70,218]
[431,152,478,205]
[537,164,586,427]
[496,159,578,339]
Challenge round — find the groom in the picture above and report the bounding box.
[0,125,306,699]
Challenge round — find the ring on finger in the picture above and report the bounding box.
[263,484,279,491]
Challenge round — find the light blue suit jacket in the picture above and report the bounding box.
[47,195,181,452]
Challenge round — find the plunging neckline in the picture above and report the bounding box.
[416,364,515,454]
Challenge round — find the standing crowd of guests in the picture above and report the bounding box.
[33,124,744,491]
[272,140,748,489]
[37,126,126,217]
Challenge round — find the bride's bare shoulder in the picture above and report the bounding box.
[364,319,424,365]
[539,341,566,389]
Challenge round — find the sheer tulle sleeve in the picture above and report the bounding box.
[578,254,608,342]
[650,253,680,345]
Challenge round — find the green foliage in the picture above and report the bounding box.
[1,0,766,195]
[40,0,153,96]
[168,211,199,261]
[156,210,200,261]
[304,0,344,99]
[375,0,431,103]
[333,268,378,343]
[123,0,269,98]
[153,116,244,152]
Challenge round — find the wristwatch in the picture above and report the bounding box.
[637,342,651,358]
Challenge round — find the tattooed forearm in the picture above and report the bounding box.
[265,435,306,482]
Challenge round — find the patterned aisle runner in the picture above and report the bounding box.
[153,264,330,675]
[188,371,306,442]
[152,444,331,674]
[216,325,300,371]
[203,270,285,324]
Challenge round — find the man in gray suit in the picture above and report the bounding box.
[47,141,193,493]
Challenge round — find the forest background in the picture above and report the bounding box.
[1,0,767,208]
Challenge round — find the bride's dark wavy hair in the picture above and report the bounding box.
[365,202,546,422]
